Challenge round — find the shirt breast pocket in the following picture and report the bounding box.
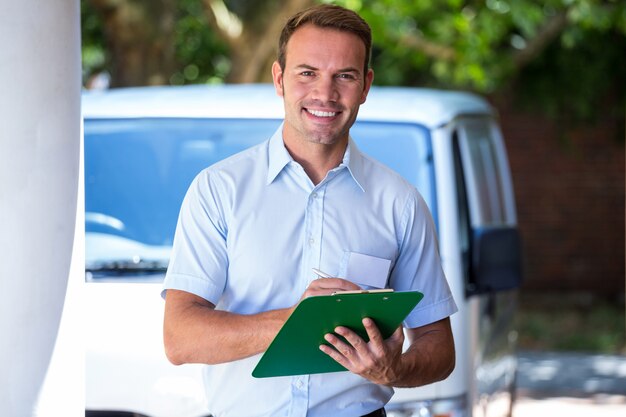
[338,252,392,289]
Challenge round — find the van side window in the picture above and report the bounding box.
[452,131,471,283]
[456,119,506,226]
[454,119,520,295]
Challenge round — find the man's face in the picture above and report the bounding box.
[272,24,374,148]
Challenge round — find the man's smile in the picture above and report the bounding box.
[306,108,338,118]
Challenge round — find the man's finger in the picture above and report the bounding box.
[333,326,368,354]
[323,332,353,356]
[311,278,361,291]
[319,343,350,367]
[362,318,384,347]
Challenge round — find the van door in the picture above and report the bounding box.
[453,117,520,417]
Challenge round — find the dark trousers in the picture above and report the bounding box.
[362,408,386,417]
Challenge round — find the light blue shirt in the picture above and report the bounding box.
[163,125,457,417]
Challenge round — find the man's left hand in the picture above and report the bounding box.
[319,318,405,385]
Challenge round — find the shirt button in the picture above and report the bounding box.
[308,238,315,245]
[295,379,303,389]
[312,192,318,199]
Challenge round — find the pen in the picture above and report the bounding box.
[312,268,332,279]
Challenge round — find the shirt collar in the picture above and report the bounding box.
[266,124,366,192]
[266,124,292,185]
[342,138,366,192]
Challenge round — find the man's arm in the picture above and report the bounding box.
[163,289,290,365]
[163,278,361,365]
[320,317,455,387]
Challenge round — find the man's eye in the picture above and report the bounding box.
[300,71,314,76]
[338,73,356,80]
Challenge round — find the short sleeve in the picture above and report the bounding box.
[162,171,229,305]
[390,191,457,328]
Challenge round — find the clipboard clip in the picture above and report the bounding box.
[331,289,394,295]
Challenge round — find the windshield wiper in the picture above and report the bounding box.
[86,258,169,275]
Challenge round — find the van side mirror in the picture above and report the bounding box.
[468,226,523,295]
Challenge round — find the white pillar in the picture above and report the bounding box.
[0,1,81,416]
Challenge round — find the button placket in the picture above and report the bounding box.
[305,185,325,278]
[288,375,309,417]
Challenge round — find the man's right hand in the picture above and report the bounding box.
[300,277,361,300]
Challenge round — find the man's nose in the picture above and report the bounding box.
[311,75,338,103]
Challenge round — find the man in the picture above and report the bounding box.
[163,4,457,417]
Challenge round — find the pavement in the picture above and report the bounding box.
[513,351,626,416]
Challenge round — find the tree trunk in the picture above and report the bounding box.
[89,0,178,87]
[203,0,316,83]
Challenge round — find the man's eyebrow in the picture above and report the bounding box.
[294,64,318,71]
[293,64,362,75]
[337,67,361,74]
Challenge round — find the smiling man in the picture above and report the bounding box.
[163,5,457,417]
[273,22,373,185]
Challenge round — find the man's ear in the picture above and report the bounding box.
[360,68,374,104]
[271,61,284,97]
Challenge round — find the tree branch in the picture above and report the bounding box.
[397,32,457,61]
[512,11,569,69]
[238,0,315,79]
[227,0,316,83]
[202,0,242,44]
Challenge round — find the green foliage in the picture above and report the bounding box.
[515,297,626,354]
[515,27,626,126]
[81,0,107,83]
[171,0,230,85]
[81,0,230,86]
[82,0,625,126]
[332,0,626,127]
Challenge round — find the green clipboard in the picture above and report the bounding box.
[252,290,423,378]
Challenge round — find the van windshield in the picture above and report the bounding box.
[84,118,433,276]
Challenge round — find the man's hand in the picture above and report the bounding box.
[301,277,361,299]
[320,317,455,388]
[319,318,405,385]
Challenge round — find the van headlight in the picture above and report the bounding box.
[386,394,467,417]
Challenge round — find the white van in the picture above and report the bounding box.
[78,84,522,417]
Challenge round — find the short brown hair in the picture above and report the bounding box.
[277,4,372,75]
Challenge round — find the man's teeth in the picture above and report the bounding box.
[307,109,337,117]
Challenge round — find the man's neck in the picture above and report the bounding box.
[282,134,348,186]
